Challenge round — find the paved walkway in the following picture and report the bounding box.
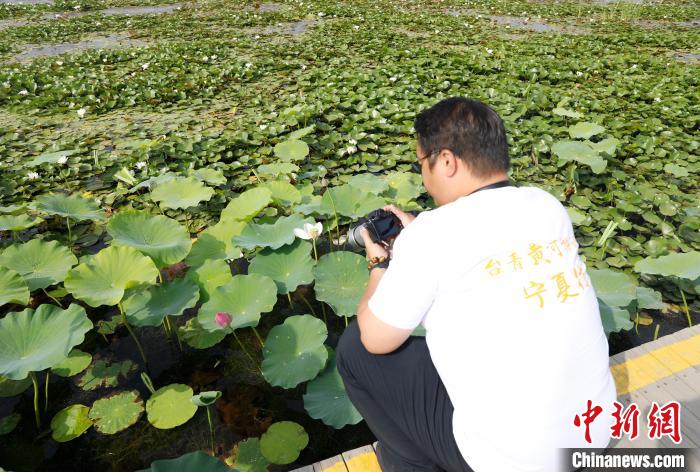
[291,324,700,471]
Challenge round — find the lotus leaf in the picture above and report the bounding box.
[28,149,79,166]
[589,269,637,308]
[274,139,309,161]
[262,315,328,388]
[599,301,634,336]
[89,390,144,434]
[34,193,105,221]
[185,258,233,302]
[552,108,583,119]
[636,287,664,310]
[566,208,589,227]
[220,187,272,221]
[258,162,299,176]
[259,421,309,465]
[0,413,21,435]
[137,451,232,472]
[261,181,302,206]
[663,164,689,178]
[588,138,620,157]
[146,384,197,429]
[97,314,122,336]
[228,438,270,472]
[0,214,42,231]
[64,246,159,307]
[233,214,314,250]
[313,251,368,317]
[51,349,92,377]
[634,252,700,280]
[50,404,92,442]
[190,168,227,186]
[249,239,314,294]
[150,177,215,209]
[198,274,277,332]
[385,172,423,202]
[179,318,227,349]
[123,278,199,327]
[0,376,32,397]
[320,184,385,218]
[77,360,136,391]
[551,140,607,174]
[0,239,78,291]
[191,390,221,407]
[0,304,92,380]
[107,211,192,267]
[347,173,389,195]
[0,268,29,307]
[568,122,605,139]
[186,220,245,268]
[0,204,26,214]
[303,349,362,429]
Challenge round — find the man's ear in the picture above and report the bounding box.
[441,149,460,178]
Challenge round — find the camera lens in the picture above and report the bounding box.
[346,223,366,250]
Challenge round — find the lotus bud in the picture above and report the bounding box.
[215,312,232,328]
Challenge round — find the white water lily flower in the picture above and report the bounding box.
[57,156,68,165]
[389,76,397,82]
[486,48,493,55]
[203,56,209,61]
[254,35,260,40]
[346,145,357,155]
[654,97,661,102]
[73,5,80,10]
[301,64,307,70]
[576,71,583,76]
[379,117,387,124]
[77,108,86,118]
[353,25,360,30]
[95,21,101,26]
[211,55,217,60]
[141,63,149,70]
[245,62,252,68]
[135,161,147,169]
[294,222,323,240]
[18,90,28,95]
[259,124,268,130]
[348,139,357,145]
[317,12,324,17]
[55,60,63,66]
[27,171,39,180]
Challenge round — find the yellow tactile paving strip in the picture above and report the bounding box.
[611,333,700,395]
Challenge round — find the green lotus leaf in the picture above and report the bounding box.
[189,167,227,187]
[257,162,299,176]
[551,140,607,174]
[274,139,309,161]
[150,177,215,210]
[146,383,198,429]
[34,193,105,221]
[320,184,385,218]
[589,269,637,308]
[0,268,29,307]
[599,300,633,336]
[294,194,325,216]
[0,204,27,214]
[107,210,192,267]
[249,239,314,294]
[636,287,664,310]
[261,181,302,206]
[198,274,277,332]
[552,107,583,119]
[51,349,92,377]
[347,173,390,195]
[77,360,136,391]
[186,220,245,268]
[64,246,159,307]
[588,138,620,157]
[0,239,78,291]
[0,376,32,397]
[262,315,328,388]
[303,349,362,429]
[89,390,144,434]
[137,451,232,472]
[568,122,605,139]
[185,258,233,303]
[96,314,121,336]
[220,187,272,221]
[50,404,92,442]
[28,149,79,166]
[0,304,92,380]
[229,438,270,472]
[191,390,221,407]
[313,251,368,317]
[260,421,309,465]
[634,252,700,280]
[385,172,423,202]
[0,413,21,435]
[123,278,199,327]
[663,163,689,178]
[0,214,43,231]
[233,214,314,250]
[179,318,227,349]
[566,207,590,227]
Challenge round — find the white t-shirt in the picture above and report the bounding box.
[368,185,617,472]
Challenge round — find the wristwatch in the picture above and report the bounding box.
[368,256,390,271]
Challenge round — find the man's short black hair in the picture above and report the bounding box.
[413,97,509,178]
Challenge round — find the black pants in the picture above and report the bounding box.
[336,319,474,472]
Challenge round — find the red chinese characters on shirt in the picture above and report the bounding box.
[574,400,682,444]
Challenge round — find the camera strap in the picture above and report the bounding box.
[467,179,512,196]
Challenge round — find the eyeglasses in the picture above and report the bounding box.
[411,151,435,173]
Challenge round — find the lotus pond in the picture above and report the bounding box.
[0,0,698,470]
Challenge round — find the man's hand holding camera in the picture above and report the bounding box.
[359,205,416,267]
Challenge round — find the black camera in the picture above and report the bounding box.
[346,209,418,251]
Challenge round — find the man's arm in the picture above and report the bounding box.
[357,267,414,354]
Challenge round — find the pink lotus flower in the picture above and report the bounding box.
[215,312,232,328]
